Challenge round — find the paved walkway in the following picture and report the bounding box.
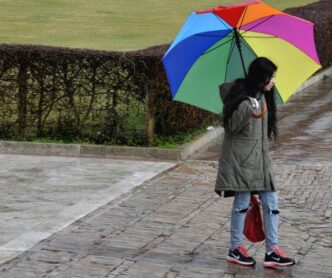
[0,76,331,277]
[0,156,175,266]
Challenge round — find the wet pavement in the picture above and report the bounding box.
[270,76,332,164]
[0,75,331,277]
[0,156,175,265]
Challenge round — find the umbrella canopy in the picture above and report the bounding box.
[162,0,321,114]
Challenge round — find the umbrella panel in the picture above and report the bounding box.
[173,35,232,114]
[236,2,283,27]
[227,34,284,105]
[163,12,233,98]
[243,31,321,102]
[241,14,320,64]
[174,34,257,114]
[164,30,231,98]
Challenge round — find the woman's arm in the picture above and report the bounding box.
[226,100,254,133]
[226,98,267,133]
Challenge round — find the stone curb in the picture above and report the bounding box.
[0,127,223,161]
[294,65,332,94]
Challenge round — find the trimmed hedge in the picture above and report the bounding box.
[0,45,148,145]
[0,44,215,146]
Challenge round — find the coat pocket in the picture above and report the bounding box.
[241,149,259,168]
[235,140,259,168]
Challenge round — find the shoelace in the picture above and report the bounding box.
[237,245,250,257]
[272,246,287,257]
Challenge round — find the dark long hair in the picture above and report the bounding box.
[222,57,278,140]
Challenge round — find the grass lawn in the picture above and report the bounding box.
[0,0,318,52]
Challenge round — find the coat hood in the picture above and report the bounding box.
[219,81,235,103]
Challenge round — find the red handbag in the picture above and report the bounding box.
[243,195,265,242]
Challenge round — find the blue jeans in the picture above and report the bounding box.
[230,191,279,252]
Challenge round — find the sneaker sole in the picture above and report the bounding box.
[227,256,256,266]
[264,261,295,267]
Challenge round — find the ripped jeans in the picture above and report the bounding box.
[230,191,279,252]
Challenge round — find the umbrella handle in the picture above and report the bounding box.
[252,100,267,119]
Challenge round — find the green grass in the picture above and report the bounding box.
[153,126,210,149]
[0,0,317,51]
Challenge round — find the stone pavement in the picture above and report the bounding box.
[0,75,331,277]
[0,156,175,266]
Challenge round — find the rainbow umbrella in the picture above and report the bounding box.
[162,0,321,114]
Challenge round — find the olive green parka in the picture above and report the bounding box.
[215,82,276,197]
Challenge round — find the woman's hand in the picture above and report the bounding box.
[252,100,267,119]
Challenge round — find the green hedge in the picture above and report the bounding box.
[0,44,215,146]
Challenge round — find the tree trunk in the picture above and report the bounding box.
[17,62,28,138]
[36,80,45,137]
[146,85,154,147]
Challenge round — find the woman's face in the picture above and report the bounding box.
[264,71,276,92]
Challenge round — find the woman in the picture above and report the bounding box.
[215,57,295,267]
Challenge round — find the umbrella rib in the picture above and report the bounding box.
[238,5,249,29]
[227,35,236,64]
[202,37,234,55]
[242,35,277,38]
[195,34,233,38]
[240,15,275,35]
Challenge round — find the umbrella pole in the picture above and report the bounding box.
[233,28,247,78]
